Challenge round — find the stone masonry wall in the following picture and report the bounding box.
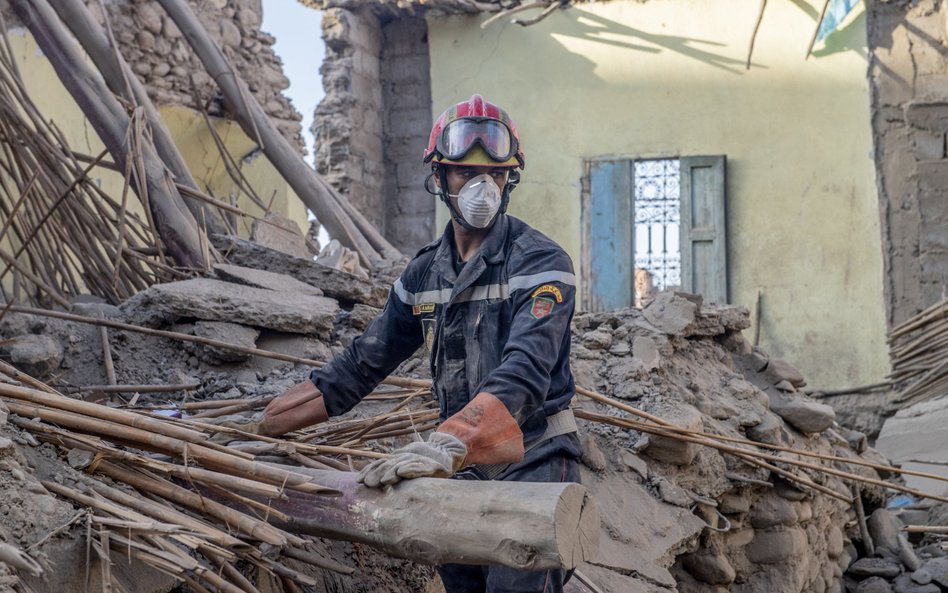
[868,0,948,328]
[313,9,435,253]
[380,15,436,253]
[1,0,304,149]
[313,8,387,231]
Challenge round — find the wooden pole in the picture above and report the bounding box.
[8,0,209,269]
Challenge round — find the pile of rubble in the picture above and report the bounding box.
[838,507,947,593]
[0,243,946,592]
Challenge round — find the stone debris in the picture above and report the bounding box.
[192,321,261,363]
[211,234,389,307]
[643,404,702,465]
[0,264,943,593]
[2,335,64,378]
[213,263,325,297]
[121,277,339,337]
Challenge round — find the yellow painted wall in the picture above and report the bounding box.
[0,28,307,294]
[428,0,887,388]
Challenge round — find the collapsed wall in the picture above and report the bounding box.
[313,5,435,254]
[0,234,939,593]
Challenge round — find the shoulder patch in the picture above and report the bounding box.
[530,296,555,319]
[531,284,563,303]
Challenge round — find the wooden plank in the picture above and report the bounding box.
[680,156,728,303]
[586,160,633,312]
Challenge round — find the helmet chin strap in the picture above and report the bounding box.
[425,167,519,232]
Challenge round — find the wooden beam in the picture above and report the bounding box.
[49,0,228,236]
[234,465,599,571]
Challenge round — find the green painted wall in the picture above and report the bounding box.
[428,0,887,388]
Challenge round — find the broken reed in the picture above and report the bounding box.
[0,381,357,593]
[0,31,180,306]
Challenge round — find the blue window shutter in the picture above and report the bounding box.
[585,160,634,312]
[680,155,728,303]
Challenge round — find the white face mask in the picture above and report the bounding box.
[449,173,502,229]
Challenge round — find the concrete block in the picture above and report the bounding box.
[912,129,945,160]
[904,101,948,133]
[916,160,948,195]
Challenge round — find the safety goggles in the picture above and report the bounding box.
[437,118,518,163]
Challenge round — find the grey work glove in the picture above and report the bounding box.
[358,432,468,488]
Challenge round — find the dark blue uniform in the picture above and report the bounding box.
[312,214,581,593]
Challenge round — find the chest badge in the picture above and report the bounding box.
[530,296,555,319]
[421,317,436,352]
[413,303,436,316]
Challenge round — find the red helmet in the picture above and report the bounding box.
[424,94,525,169]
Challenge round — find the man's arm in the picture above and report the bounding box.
[472,247,576,426]
[312,282,424,417]
[232,274,424,438]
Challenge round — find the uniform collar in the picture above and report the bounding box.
[431,214,510,296]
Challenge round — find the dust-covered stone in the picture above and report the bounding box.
[6,335,63,377]
[192,321,261,363]
[121,278,339,337]
[213,264,324,297]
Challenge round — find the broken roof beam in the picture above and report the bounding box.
[155,0,403,268]
[8,0,211,270]
[49,0,229,237]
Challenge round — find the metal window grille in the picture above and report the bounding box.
[634,159,681,298]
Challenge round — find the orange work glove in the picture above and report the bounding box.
[208,379,329,441]
[358,392,524,488]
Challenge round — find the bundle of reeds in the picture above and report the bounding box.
[888,297,948,406]
[0,375,357,593]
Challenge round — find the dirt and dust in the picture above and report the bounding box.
[0,273,941,593]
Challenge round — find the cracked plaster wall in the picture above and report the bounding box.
[868,0,948,328]
[313,8,434,253]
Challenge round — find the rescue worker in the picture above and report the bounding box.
[233,94,581,593]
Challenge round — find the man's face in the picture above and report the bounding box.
[442,165,509,196]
